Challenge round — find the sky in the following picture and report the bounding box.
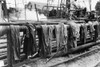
[6,0,100,11]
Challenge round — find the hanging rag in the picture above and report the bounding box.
[23,24,37,59]
[68,21,81,48]
[55,25,61,51]
[88,21,95,40]
[93,21,99,41]
[63,24,68,53]
[81,23,87,43]
[37,26,49,57]
[7,25,21,63]
[48,25,55,54]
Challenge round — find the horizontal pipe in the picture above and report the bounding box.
[0,40,100,58]
[49,40,100,57]
[0,20,85,26]
[66,40,100,54]
[0,40,100,64]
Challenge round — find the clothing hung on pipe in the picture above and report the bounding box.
[37,26,49,57]
[63,24,69,53]
[48,25,55,54]
[7,25,21,63]
[55,23,69,52]
[55,25,61,51]
[87,21,95,40]
[80,25,86,44]
[23,24,37,59]
[67,25,77,49]
[68,21,81,48]
[93,21,99,41]
[59,23,69,53]
[81,23,87,43]
[41,25,49,47]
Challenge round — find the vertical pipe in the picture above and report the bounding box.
[7,28,13,67]
[34,4,39,21]
[14,0,18,20]
[60,0,63,18]
[66,0,70,19]
[47,0,49,17]
[0,2,3,22]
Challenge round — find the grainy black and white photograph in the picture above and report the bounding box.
[0,0,100,67]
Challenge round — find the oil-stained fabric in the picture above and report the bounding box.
[93,21,99,34]
[23,27,29,59]
[23,24,37,59]
[81,23,87,43]
[37,26,49,57]
[41,25,49,47]
[88,21,95,33]
[48,25,55,54]
[7,25,21,61]
[59,23,69,53]
[80,25,86,44]
[76,24,81,39]
[88,21,95,40]
[55,23,68,52]
[68,22,81,48]
[63,25,68,52]
[41,25,50,55]
[93,21,99,41]
[67,25,75,49]
[55,25,61,51]
[59,23,65,47]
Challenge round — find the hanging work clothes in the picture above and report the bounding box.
[55,23,68,53]
[48,25,55,54]
[59,23,68,52]
[93,21,99,41]
[88,21,95,33]
[81,23,87,43]
[23,24,37,59]
[41,25,50,55]
[37,26,49,57]
[67,25,75,49]
[59,23,65,47]
[63,24,69,53]
[41,25,49,47]
[68,21,81,48]
[55,24,61,51]
[80,25,86,44]
[7,25,21,63]
[88,21,95,40]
